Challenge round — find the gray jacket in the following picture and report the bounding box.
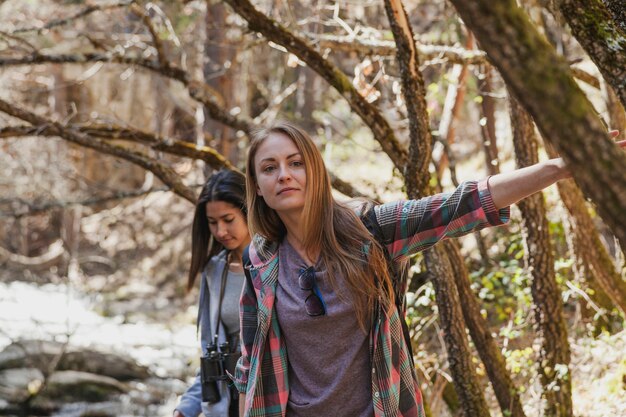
[176,250,235,417]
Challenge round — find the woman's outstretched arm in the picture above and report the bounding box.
[489,132,623,210]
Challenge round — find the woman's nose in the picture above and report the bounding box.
[216,223,228,238]
[278,165,291,182]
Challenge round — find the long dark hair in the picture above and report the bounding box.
[188,169,247,291]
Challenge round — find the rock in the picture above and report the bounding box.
[42,371,127,402]
[0,367,44,402]
[0,340,150,380]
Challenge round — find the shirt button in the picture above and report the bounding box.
[372,368,376,374]
[374,391,380,398]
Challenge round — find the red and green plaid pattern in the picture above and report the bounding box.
[232,179,509,417]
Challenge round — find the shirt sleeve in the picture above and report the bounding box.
[229,266,257,394]
[175,371,203,417]
[374,179,510,262]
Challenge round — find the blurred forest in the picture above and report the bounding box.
[0,0,625,416]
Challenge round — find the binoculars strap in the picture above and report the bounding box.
[213,251,232,346]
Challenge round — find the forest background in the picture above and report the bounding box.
[1,0,626,416]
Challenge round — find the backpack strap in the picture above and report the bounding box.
[361,208,414,362]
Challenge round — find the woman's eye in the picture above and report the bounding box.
[291,160,303,167]
[263,165,275,173]
[225,218,234,223]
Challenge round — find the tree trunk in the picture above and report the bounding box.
[444,240,526,417]
[384,2,491,415]
[602,0,626,33]
[424,248,491,417]
[558,0,626,108]
[448,0,626,278]
[509,95,572,417]
[606,85,626,134]
[543,142,626,315]
[478,64,500,176]
[436,34,473,179]
[204,1,237,163]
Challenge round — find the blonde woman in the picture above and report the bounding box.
[230,121,621,417]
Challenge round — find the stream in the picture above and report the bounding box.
[0,280,200,416]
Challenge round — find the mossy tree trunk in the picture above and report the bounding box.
[384,2,489,415]
[384,2,490,415]
[558,0,626,108]
[602,0,626,33]
[444,240,527,417]
[542,141,626,315]
[509,95,573,416]
[385,2,527,416]
[448,0,626,276]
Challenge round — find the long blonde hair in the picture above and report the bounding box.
[246,121,395,329]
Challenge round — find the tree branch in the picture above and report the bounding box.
[130,3,168,68]
[12,0,136,34]
[0,122,368,200]
[223,0,408,171]
[0,99,197,203]
[0,186,177,218]
[313,33,487,65]
[384,0,432,198]
[448,0,626,277]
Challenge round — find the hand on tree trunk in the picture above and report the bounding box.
[558,130,624,179]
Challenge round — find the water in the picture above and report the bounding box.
[0,281,201,416]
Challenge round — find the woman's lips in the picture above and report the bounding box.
[277,187,298,195]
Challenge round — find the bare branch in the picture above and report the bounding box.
[327,172,376,200]
[223,0,408,171]
[187,80,254,133]
[313,33,487,65]
[312,34,601,89]
[0,99,197,204]
[0,52,188,81]
[384,0,432,198]
[0,186,177,219]
[13,0,136,34]
[1,122,366,199]
[130,3,168,68]
[0,30,37,53]
[0,239,65,266]
[569,66,601,89]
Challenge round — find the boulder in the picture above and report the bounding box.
[0,340,150,380]
[43,370,127,402]
[0,367,44,402]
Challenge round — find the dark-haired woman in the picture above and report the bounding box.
[174,170,251,417]
[231,121,622,417]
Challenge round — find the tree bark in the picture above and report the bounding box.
[444,240,526,417]
[543,142,626,315]
[602,0,626,33]
[385,0,524,417]
[222,0,408,171]
[204,1,238,163]
[558,0,626,108]
[479,65,500,176]
[448,0,626,273]
[509,95,572,417]
[424,247,490,417]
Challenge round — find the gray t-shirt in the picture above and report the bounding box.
[275,240,374,417]
[221,269,245,339]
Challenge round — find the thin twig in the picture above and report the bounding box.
[13,0,136,34]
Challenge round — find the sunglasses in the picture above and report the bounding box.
[298,266,326,316]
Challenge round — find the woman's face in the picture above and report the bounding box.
[205,201,249,253]
[254,132,307,215]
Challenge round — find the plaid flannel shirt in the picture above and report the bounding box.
[231,179,510,417]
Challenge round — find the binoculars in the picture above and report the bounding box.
[200,341,241,404]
